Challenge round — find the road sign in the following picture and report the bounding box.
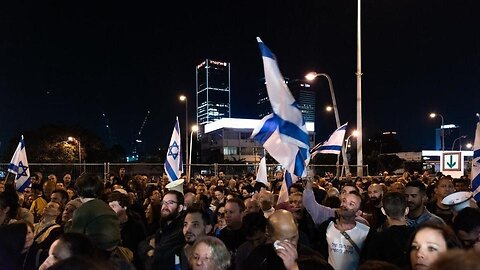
[443,152,461,171]
[441,152,464,178]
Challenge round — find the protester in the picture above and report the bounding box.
[146,190,186,270]
[316,191,370,270]
[427,249,480,270]
[0,222,31,269]
[189,236,231,270]
[363,192,414,268]
[235,211,267,270]
[244,209,332,270]
[39,232,95,270]
[405,180,445,228]
[409,224,462,270]
[218,197,246,261]
[453,207,480,252]
[426,176,455,225]
[107,191,147,269]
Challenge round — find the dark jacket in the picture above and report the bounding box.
[147,212,186,270]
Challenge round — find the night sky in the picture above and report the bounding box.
[1,0,479,157]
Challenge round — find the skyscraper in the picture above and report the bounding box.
[257,77,316,129]
[196,59,231,137]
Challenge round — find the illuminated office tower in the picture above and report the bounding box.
[196,59,231,137]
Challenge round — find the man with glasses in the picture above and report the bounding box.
[145,190,186,270]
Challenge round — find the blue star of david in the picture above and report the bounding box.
[168,141,180,160]
[16,161,28,180]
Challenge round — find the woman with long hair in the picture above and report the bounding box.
[409,224,462,270]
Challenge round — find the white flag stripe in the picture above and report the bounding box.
[311,123,348,155]
[256,156,268,184]
[251,38,310,180]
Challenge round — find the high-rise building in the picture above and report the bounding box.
[434,124,461,150]
[196,59,231,138]
[257,77,316,130]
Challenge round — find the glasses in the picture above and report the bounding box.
[161,200,178,206]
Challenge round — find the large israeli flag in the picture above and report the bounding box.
[8,135,31,191]
[311,123,348,157]
[472,115,480,201]
[251,37,310,185]
[164,117,183,182]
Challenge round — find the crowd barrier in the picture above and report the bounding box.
[0,163,369,181]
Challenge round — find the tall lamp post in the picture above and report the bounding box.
[179,95,189,174]
[429,112,445,151]
[305,72,350,177]
[188,125,198,183]
[68,136,81,164]
[344,130,359,175]
[452,135,467,151]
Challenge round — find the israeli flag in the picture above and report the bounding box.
[256,156,268,184]
[251,38,310,183]
[8,135,31,191]
[472,114,480,201]
[277,170,298,205]
[164,117,183,182]
[311,123,348,157]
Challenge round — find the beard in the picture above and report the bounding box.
[337,207,357,219]
[184,233,197,245]
[161,207,179,221]
[369,196,382,206]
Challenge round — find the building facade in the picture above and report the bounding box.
[200,118,315,163]
[257,77,316,130]
[434,124,461,151]
[196,59,231,138]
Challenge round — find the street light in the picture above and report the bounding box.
[67,136,81,163]
[466,143,473,149]
[305,72,349,177]
[429,112,445,151]
[344,130,358,175]
[451,135,467,151]
[188,125,198,183]
[325,105,333,112]
[345,130,359,148]
[179,95,189,173]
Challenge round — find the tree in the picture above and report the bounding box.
[2,124,125,163]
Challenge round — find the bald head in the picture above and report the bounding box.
[267,210,299,245]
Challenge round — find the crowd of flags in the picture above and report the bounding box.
[3,39,479,204]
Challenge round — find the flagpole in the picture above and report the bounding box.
[356,0,364,177]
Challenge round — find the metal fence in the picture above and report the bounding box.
[0,162,369,180]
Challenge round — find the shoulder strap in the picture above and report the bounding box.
[340,231,361,254]
[33,223,58,242]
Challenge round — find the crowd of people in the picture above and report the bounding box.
[0,168,479,270]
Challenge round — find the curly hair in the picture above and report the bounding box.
[189,236,231,270]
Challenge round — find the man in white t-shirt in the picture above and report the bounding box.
[317,191,369,270]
